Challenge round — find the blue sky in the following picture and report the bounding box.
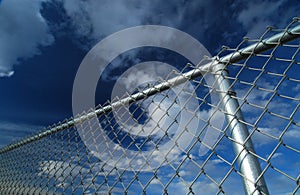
[0,0,299,146]
[0,0,300,194]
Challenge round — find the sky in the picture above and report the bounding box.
[0,0,299,145]
[0,0,300,194]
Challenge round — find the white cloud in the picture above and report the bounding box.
[0,121,43,132]
[0,120,44,147]
[62,0,184,45]
[292,83,300,92]
[0,0,54,77]
[285,128,300,139]
[38,159,126,194]
[271,152,283,159]
[252,127,281,146]
[197,108,225,156]
[166,179,219,195]
[237,0,285,38]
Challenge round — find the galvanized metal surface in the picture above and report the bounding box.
[0,18,300,195]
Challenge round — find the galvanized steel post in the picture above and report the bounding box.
[212,62,269,195]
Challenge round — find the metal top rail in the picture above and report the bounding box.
[1,19,300,155]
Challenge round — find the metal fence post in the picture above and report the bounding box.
[212,62,269,195]
[1,20,300,194]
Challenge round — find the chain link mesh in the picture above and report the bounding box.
[1,18,300,195]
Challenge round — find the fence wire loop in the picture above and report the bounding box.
[1,19,300,195]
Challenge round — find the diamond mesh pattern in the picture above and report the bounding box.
[0,18,300,195]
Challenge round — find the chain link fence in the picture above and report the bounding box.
[1,18,300,195]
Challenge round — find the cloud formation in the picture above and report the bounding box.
[61,0,299,48]
[1,0,298,76]
[62,0,184,44]
[0,120,44,147]
[237,0,285,37]
[0,0,54,77]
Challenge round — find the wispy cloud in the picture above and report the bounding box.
[237,0,285,37]
[61,0,184,46]
[0,120,44,147]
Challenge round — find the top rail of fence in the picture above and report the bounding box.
[1,18,300,154]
